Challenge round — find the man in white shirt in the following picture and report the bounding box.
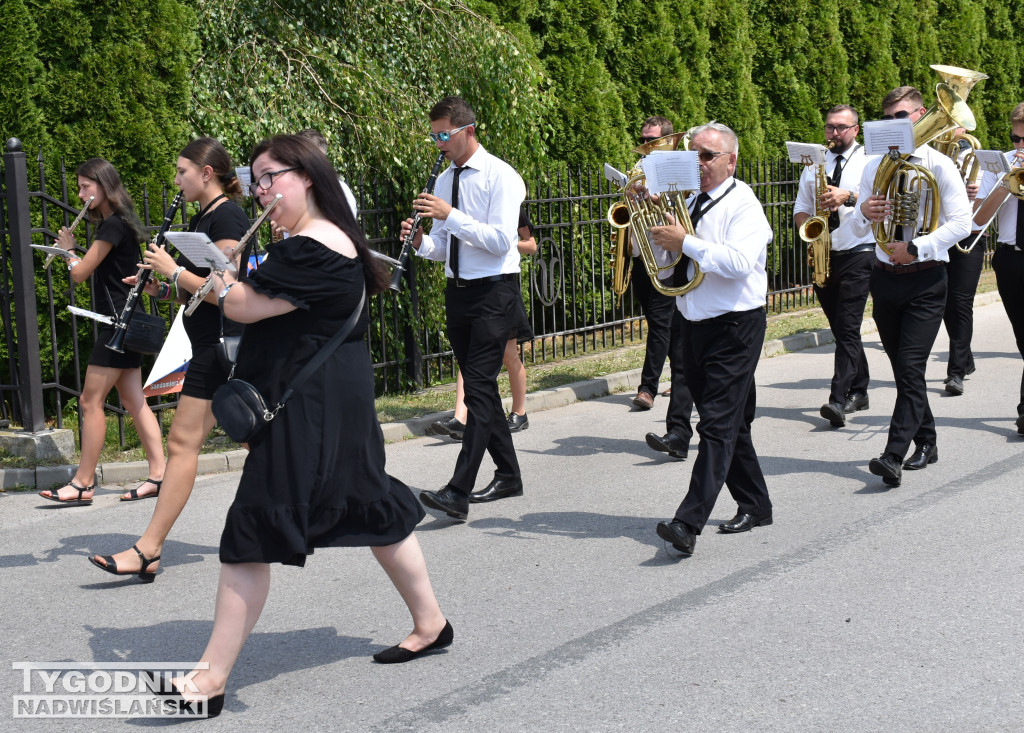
[647,121,774,558]
[854,86,972,486]
[794,105,875,427]
[402,96,526,521]
[973,102,1024,435]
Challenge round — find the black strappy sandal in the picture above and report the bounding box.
[38,480,94,506]
[88,544,161,583]
[120,478,163,502]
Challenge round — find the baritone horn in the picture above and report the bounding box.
[871,64,988,255]
[607,132,703,297]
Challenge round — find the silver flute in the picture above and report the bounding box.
[184,195,282,316]
[45,196,95,268]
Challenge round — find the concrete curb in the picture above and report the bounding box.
[2,292,1005,488]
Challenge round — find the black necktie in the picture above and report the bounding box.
[669,192,710,287]
[449,166,465,279]
[828,154,844,230]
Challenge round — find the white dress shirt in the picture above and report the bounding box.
[415,144,525,278]
[793,144,875,250]
[977,164,1019,245]
[850,144,972,263]
[677,177,772,321]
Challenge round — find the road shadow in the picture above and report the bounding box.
[0,533,218,574]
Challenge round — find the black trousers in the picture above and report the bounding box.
[673,308,771,534]
[664,309,694,445]
[943,237,984,379]
[992,245,1024,416]
[870,264,948,458]
[631,257,675,397]
[445,279,521,492]
[813,249,873,403]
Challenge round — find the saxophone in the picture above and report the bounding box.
[799,141,836,287]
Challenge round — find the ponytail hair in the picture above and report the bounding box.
[179,137,244,200]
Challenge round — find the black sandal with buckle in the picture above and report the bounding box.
[120,478,163,502]
[39,480,95,507]
[88,544,161,583]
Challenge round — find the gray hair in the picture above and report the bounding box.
[688,121,738,154]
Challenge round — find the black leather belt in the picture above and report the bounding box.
[833,244,875,257]
[874,260,943,274]
[448,273,518,288]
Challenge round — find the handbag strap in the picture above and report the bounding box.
[277,285,366,408]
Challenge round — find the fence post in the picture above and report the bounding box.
[4,138,46,432]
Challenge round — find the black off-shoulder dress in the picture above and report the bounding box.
[218,235,424,566]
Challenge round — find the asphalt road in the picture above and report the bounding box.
[2,301,1022,732]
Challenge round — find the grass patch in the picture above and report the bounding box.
[0,448,33,469]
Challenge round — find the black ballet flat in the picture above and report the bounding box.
[88,544,160,583]
[373,620,454,664]
[148,676,224,719]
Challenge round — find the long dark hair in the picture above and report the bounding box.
[74,158,145,243]
[179,137,244,200]
[249,135,388,294]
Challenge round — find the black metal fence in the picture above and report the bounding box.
[0,139,995,446]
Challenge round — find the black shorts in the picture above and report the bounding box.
[181,344,231,400]
[87,326,144,369]
[509,297,534,344]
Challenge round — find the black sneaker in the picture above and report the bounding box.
[431,416,465,441]
[507,412,529,433]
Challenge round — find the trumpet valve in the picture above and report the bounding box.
[893,192,920,227]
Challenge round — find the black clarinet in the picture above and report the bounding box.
[106,190,185,353]
[388,152,447,292]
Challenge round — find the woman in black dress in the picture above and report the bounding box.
[38,158,166,506]
[90,138,250,580]
[150,135,450,717]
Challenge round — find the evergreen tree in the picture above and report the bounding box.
[705,0,764,157]
[0,0,47,150]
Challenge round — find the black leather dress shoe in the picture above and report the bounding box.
[868,452,902,487]
[656,520,696,556]
[645,432,688,459]
[469,476,524,503]
[420,487,469,520]
[820,401,846,427]
[431,416,465,441]
[903,443,938,470]
[944,376,964,395]
[719,511,773,533]
[844,392,869,412]
[507,412,529,432]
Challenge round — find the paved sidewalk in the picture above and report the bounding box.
[1,297,1020,731]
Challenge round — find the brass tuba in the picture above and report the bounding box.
[871,64,987,255]
[607,132,704,297]
[934,129,983,183]
[799,141,836,287]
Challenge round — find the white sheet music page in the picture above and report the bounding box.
[603,163,627,188]
[162,232,237,272]
[641,151,701,194]
[785,142,827,166]
[974,149,1012,175]
[863,119,915,156]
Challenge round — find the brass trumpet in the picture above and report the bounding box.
[44,196,95,269]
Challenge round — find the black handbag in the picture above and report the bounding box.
[123,311,166,355]
[212,286,365,443]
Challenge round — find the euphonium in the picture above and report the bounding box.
[871,64,988,255]
[799,141,836,287]
[607,132,703,297]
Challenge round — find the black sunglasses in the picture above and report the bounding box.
[880,110,912,121]
[1011,134,1024,144]
[639,136,660,144]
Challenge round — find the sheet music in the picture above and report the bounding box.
[67,305,114,325]
[975,149,1012,175]
[603,163,627,188]
[235,166,252,194]
[641,151,701,194]
[30,245,73,259]
[863,119,915,156]
[162,232,237,272]
[785,142,827,166]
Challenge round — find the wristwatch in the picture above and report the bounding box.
[843,191,856,207]
[906,242,919,259]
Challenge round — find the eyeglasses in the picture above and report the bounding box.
[825,124,857,133]
[880,110,913,121]
[1011,134,1024,144]
[248,167,299,196]
[639,136,660,144]
[695,149,728,163]
[428,124,474,143]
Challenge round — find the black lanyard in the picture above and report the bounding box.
[189,193,227,232]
